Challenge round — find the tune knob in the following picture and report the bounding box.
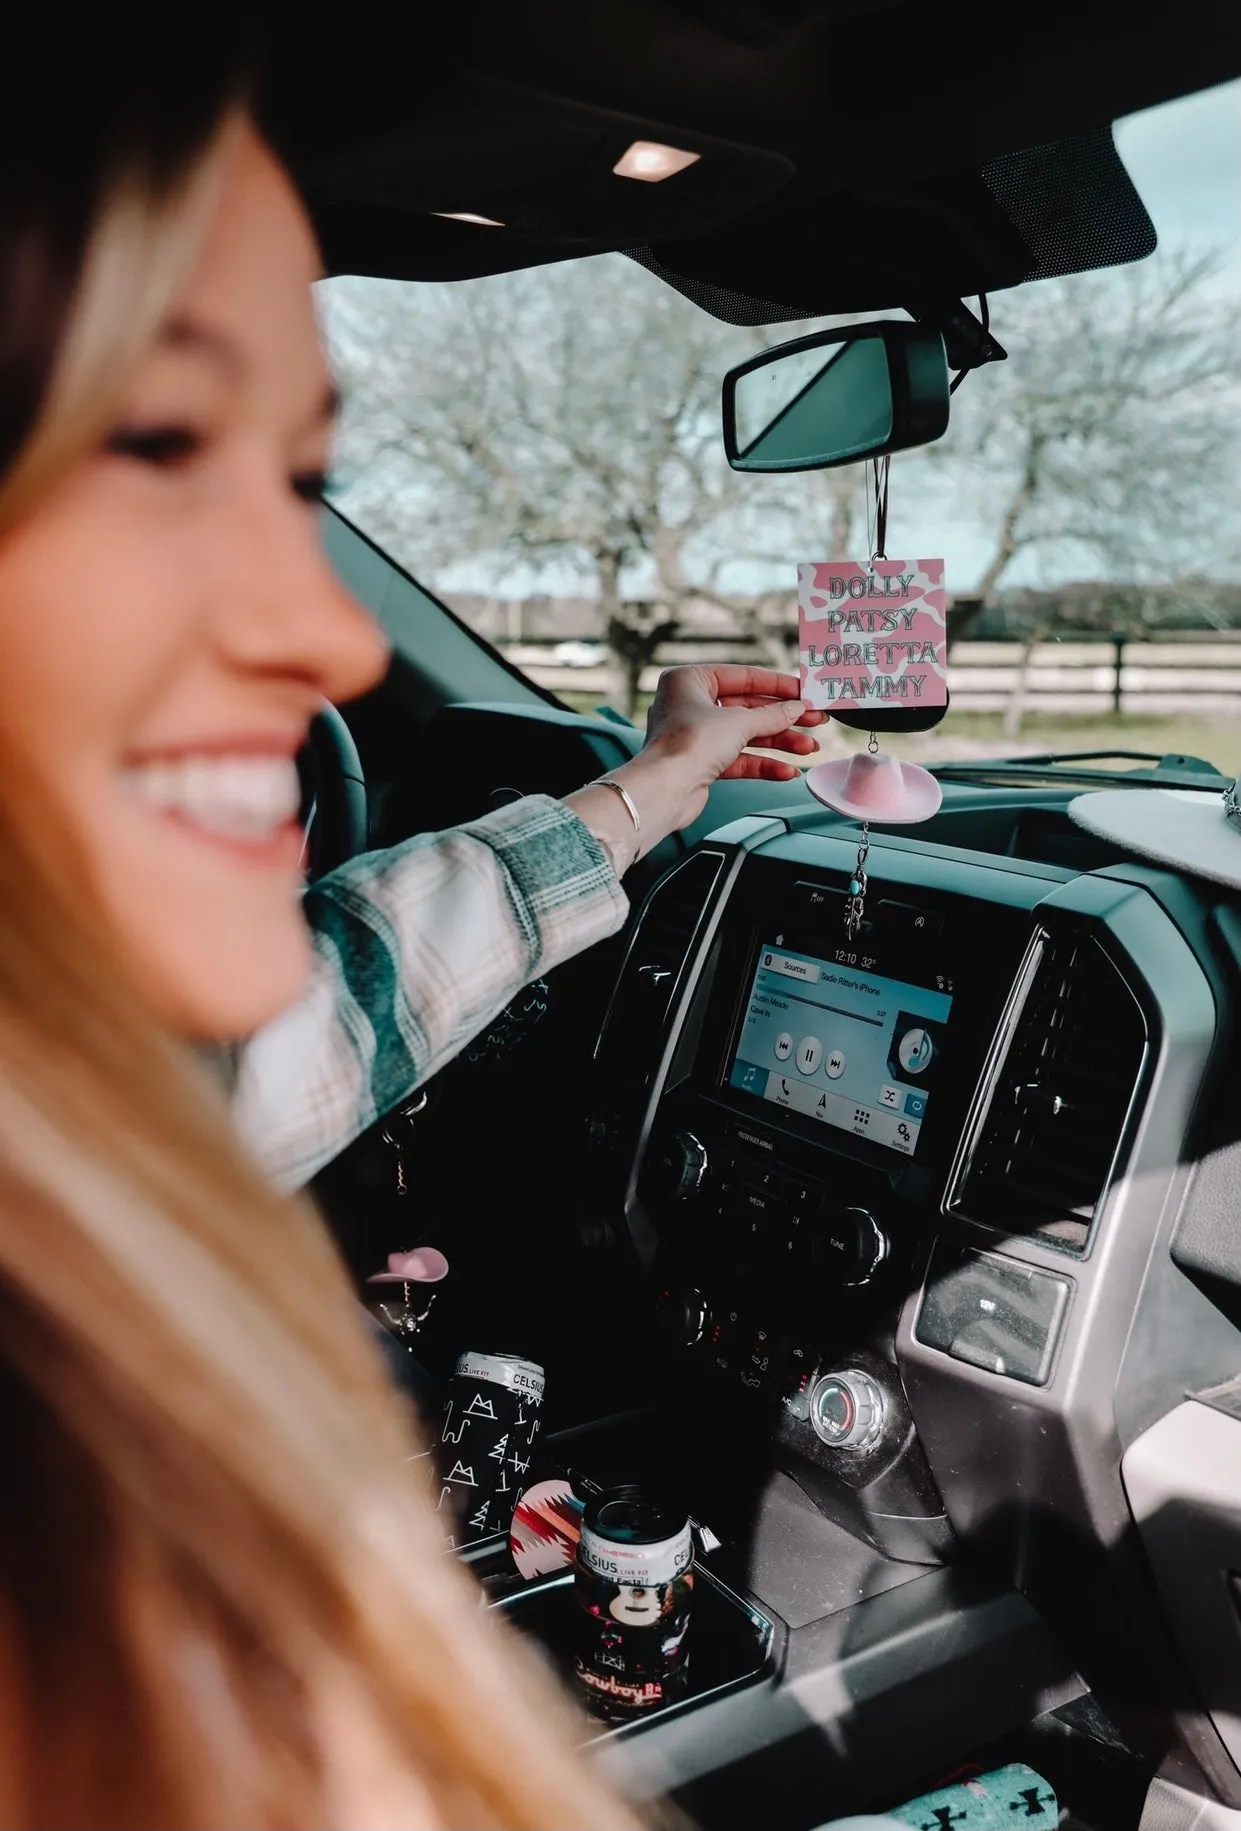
[809,1370,886,1450]
[815,1207,889,1286]
[651,1130,710,1201]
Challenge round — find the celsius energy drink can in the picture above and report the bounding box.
[436,1351,544,1547]
[573,1487,694,1720]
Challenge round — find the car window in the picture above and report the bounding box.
[319,82,1241,773]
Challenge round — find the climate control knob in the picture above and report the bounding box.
[650,1130,710,1202]
[809,1370,886,1450]
[655,1285,710,1349]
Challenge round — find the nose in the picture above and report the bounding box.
[214,482,390,707]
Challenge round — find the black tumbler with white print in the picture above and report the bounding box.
[435,1351,545,1547]
[573,1486,694,1721]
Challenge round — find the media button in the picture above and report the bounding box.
[825,1047,846,1079]
[796,1036,823,1074]
[774,1032,793,1062]
[897,1027,934,1075]
[903,1090,928,1119]
[879,1083,902,1110]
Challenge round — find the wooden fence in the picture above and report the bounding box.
[502,634,1241,713]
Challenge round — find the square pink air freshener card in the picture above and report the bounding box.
[797,559,948,711]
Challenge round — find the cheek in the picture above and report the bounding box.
[96,822,314,1038]
[0,497,196,785]
[0,492,310,1040]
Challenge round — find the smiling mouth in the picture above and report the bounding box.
[121,753,303,848]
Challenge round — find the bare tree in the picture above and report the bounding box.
[326,261,786,712]
[939,249,1240,655]
[321,247,1236,738]
[322,261,880,714]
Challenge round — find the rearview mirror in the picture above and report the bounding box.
[722,322,950,472]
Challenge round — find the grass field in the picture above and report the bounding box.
[557,692,1241,775]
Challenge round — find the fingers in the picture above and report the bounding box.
[718,694,827,725]
[719,754,802,781]
[705,665,804,702]
[741,697,813,745]
[745,727,820,755]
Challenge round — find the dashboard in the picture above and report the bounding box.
[582,790,1241,1788]
[324,540,1241,1812]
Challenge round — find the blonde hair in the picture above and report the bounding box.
[0,105,645,1830]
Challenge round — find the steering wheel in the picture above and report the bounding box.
[302,703,369,880]
[300,711,552,1068]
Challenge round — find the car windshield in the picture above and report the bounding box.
[319,83,1241,776]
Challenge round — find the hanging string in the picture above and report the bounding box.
[851,464,888,938]
[867,454,890,563]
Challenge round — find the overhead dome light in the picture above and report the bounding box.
[432,211,505,227]
[612,140,701,183]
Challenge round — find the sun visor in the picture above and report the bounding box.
[981,126,1156,282]
[626,126,1156,325]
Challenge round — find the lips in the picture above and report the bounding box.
[121,752,302,846]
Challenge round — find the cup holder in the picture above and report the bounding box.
[486,1561,775,1737]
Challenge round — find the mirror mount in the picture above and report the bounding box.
[904,295,1007,375]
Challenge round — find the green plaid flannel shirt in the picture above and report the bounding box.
[232,795,628,1190]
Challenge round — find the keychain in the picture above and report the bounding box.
[366,1246,450,1342]
[844,735,878,940]
[382,1088,429,1197]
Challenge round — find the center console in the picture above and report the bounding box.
[599,827,1055,1561]
[548,797,1234,1820]
[570,797,1241,1817]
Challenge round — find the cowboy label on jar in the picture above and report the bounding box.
[573,1490,695,1721]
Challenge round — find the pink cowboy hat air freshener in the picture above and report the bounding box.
[805,747,942,825]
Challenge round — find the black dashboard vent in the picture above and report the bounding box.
[595,850,724,1087]
[948,929,1147,1251]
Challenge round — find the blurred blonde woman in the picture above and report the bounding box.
[0,24,821,1830]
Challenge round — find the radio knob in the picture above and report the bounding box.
[815,1207,889,1286]
[809,1369,886,1450]
[651,1130,710,1202]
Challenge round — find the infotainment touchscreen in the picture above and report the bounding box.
[728,943,954,1157]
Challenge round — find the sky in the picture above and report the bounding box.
[850,79,1241,590]
[1115,81,1240,271]
[332,78,1240,601]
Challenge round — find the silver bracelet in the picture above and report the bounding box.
[597,775,641,837]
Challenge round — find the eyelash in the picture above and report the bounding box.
[106,425,201,466]
[105,425,333,503]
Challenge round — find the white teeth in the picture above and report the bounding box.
[122,754,301,843]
